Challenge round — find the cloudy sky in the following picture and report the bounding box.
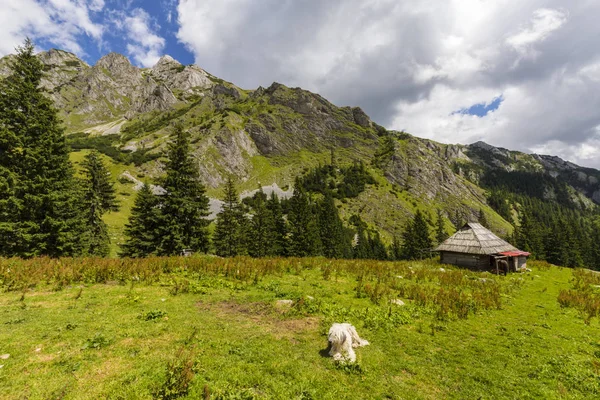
[1,0,600,168]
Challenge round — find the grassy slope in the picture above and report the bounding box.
[0,260,598,399]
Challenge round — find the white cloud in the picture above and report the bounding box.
[113,8,166,67]
[88,0,105,12]
[0,0,105,56]
[506,8,568,57]
[175,0,600,168]
[161,0,177,24]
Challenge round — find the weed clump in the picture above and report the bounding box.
[558,269,600,324]
[156,348,196,400]
[139,310,168,321]
[81,333,111,350]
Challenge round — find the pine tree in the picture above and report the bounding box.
[81,151,119,256]
[435,209,448,245]
[450,209,465,231]
[0,38,86,257]
[82,151,118,212]
[390,235,402,261]
[213,177,247,257]
[157,125,210,255]
[318,192,351,258]
[248,188,275,258]
[402,210,433,260]
[591,220,600,270]
[368,230,389,260]
[350,214,373,260]
[266,192,288,256]
[516,208,543,257]
[121,184,161,257]
[288,181,322,257]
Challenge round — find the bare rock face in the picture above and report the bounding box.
[0,54,15,77]
[38,49,89,92]
[131,80,178,115]
[150,55,213,94]
[150,55,181,81]
[470,141,511,159]
[246,82,378,156]
[535,154,579,171]
[352,107,372,128]
[444,144,470,161]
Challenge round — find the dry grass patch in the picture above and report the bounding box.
[199,300,322,340]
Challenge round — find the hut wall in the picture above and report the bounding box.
[517,256,527,269]
[440,252,489,270]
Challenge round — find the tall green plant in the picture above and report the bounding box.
[0,38,85,257]
[213,177,248,257]
[121,184,161,257]
[288,180,322,257]
[401,210,433,260]
[81,151,119,256]
[158,125,210,255]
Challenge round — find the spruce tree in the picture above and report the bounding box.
[368,230,389,260]
[350,214,372,259]
[213,177,247,257]
[591,220,600,270]
[288,181,322,257]
[435,209,448,245]
[390,235,402,261]
[402,210,433,260]
[81,151,118,256]
[0,38,85,257]
[318,192,351,259]
[248,188,275,258]
[400,220,416,260]
[121,184,161,257]
[157,125,210,255]
[266,192,288,256]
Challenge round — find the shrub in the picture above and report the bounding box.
[156,348,196,400]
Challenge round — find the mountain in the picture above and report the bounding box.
[1,49,599,245]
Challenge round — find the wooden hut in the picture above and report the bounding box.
[434,222,529,273]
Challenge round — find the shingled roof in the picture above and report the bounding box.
[434,222,520,255]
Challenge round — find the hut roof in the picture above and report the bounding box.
[434,222,520,255]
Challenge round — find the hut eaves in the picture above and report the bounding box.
[434,222,518,255]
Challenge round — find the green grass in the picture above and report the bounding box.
[1,259,598,399]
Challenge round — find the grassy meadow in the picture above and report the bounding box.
[1,257,599,399]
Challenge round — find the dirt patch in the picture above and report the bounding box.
[197,300,321,340]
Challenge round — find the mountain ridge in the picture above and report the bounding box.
[1,49,598,245]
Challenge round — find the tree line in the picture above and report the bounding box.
[497,192,600,269]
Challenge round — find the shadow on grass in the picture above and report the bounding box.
[319,344,331,358]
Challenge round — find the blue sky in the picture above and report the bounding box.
[1,1,600,168]
[96,0,194,66]
[452,96,504,118]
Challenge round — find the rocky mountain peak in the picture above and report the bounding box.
[469,141,511,159]
[533,154,580,171]
[95,53,136,73]
[154,54,180,67]
[38,49,88,68]
[150,54,212,93]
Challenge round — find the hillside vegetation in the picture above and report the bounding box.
[3,47,600,255]
[1,257,599,399]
